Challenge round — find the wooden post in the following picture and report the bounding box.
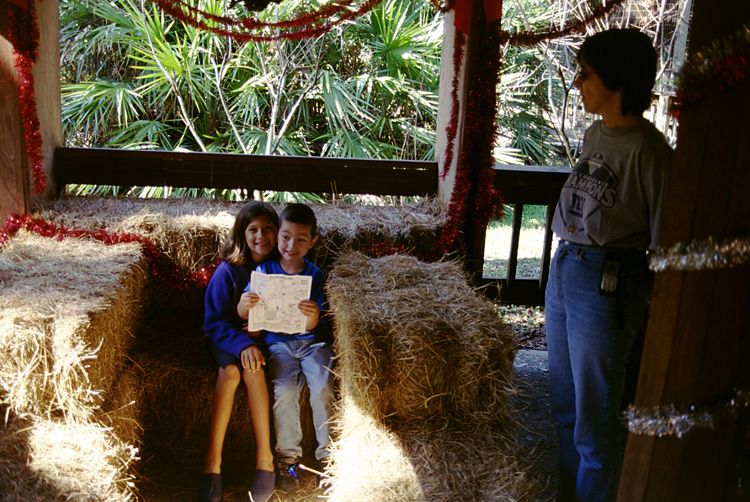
[0,0,30,222]
[0,0,61,225]
[617,1,750,499]
[435,0,484,205]
[34,0,62,198]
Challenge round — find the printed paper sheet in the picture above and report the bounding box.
[247,271,312,334]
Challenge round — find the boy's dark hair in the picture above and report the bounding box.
[220,201,279,266]
[280,203,318,238]
[578,28,657,117]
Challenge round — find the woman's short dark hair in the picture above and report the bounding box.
[578,28,657,116]
[220,201,279,266]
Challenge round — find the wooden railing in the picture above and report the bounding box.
[53,147,439,197]
[467,164,571,307]
[53,148,570,306]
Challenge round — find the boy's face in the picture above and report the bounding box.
[277,220,317,266]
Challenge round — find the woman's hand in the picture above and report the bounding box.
[240,344,265,373]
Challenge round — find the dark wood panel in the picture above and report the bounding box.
[492,164,571,205]
[53,147,439,196]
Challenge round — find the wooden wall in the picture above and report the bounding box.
[0,0,30,222]
[0,0,61,224]
[617,0,750,499]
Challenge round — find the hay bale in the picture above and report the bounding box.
[325,251,538,502]
[34,196,233,273]
[0,230,147,501]
[34,196,447,278]
[327,251,514,427]
[0,229,147,419]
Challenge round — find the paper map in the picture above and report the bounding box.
[247,271,312,334]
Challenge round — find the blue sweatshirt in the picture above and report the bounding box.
[252,258,332,345]
[204,260,257,358]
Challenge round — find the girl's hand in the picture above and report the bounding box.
[298,300,320,318]
[240,345,265,373]
[237,292,260,319]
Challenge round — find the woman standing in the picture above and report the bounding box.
[545,28,673,502]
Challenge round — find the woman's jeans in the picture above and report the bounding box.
[545,241,648,502]
[267,340,335,463]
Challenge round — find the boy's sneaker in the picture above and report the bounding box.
[276,461,300,493]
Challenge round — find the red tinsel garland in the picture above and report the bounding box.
[438,20,504,255]
[0,214,216,290]
[147,0,384,42]
[671,22,750,117]
[497,0,626,46]
[439,27,465,180]
[6,0,46,196]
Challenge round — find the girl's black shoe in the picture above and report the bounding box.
[248,469,275,502]
[198,473,222,502]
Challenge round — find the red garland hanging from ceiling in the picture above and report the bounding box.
[146,0,384,42]
[497,0,626,46]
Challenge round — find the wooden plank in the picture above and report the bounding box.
[0,1,31,223]
[506,202,523,286]
[54,147,439,196]
[477,277,545,306]
[492,164,570,205]
[538,195,556,289]
[35,0,62,197]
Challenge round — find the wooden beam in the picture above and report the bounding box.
[35,0,62,198]
[53,147,439,197]
[0,0,31,223]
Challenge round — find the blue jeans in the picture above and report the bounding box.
[545,241,648,502]
[267,340,334,463]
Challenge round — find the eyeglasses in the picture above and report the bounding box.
[575,69,597,82]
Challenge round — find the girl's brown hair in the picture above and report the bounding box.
[219,201,279,266]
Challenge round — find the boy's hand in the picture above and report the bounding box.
[298,300,320,332]
[240,345,265,373]
[298,300,320,318]
[237,292,260,319]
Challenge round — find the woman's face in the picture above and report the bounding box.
[244,214,277,263]
[574,60,619,118]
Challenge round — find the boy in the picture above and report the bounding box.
[238,203,334,493]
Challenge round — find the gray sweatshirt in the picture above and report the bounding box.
[551,119,673,251]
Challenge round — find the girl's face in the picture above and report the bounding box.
[244,215,277,263]
[574,61,619,119]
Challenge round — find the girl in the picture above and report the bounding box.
[200,201,279,502]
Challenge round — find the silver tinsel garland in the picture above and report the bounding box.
[623,388,750,439]
[649,235,750,272]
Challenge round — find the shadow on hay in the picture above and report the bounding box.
[0,414,79,501]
